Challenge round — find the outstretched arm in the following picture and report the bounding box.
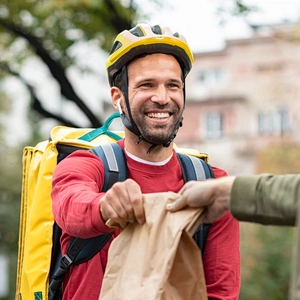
[167,174,299,226]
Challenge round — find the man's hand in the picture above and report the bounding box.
[99,179,145,225]
[166,177,236,223]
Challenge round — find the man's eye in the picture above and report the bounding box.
[168,83,180,88]
[140,83,152,88]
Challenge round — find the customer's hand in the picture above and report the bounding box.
[166,177,236,223]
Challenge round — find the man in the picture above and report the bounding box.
[51,23,240,299]
[166,174,300,299]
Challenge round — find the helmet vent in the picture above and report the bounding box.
[151,25,162,35]
[110,41,122,54]
[129,26,145,37]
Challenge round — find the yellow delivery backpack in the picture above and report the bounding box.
[15,112,213,300]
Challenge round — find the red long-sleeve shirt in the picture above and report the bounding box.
[51,140,240,299]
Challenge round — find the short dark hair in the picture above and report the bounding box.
[112,69,123,92]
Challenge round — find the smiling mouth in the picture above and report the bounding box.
[147,112,171,119]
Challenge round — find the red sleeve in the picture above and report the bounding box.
[51,150,114,238]
[204,166,241,300]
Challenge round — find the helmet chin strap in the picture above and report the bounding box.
[120,66,143,139]
[120,66,184,154]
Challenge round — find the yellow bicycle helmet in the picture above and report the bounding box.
[106,23,194,86]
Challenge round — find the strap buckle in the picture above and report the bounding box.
[60,254,73,270]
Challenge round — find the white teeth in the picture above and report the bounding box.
[147,112,169,119]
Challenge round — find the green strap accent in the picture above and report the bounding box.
[79,112,122,142]
[34,291,42,300]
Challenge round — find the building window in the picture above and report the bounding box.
[197,71,206,82]
[196,68,225,85]
[258,108,291,135]
[206,112,223,139]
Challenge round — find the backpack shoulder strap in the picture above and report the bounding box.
[91,143,127,190]
[176,152,214,254]
[49,143,126,300]
[176,152,215,181]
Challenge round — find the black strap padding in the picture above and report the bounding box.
[69,232,114,265]
[193,223,211,253]
[48,233,113,300]
[56,144,88,163]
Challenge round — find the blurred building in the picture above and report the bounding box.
[176,22,300,175]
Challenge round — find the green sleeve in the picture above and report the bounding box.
[230,174,300,226]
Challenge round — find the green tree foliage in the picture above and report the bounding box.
[0,148,22,300]
[215,0,259,25]
[0,90,22,300]
[256,141,300,175]
[240,224,295,300]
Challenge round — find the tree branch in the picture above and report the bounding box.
[0,18,102,127]
[0,62,79,128]
[103,0,133,32]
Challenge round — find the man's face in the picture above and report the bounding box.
[126,53,184,145]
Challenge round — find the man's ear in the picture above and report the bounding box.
[111,87,123,112]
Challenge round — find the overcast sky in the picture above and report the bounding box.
[136,0,300,52]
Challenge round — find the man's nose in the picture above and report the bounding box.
[150,85,169,105]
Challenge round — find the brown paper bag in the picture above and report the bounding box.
[99,192,208,300]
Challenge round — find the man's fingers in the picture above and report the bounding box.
[166,196,187,211]
[123,179,144,224]
[100,200,122,223]
[132,195,145,224]
[99,178,145,227]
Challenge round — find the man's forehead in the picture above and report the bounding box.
[128,53,180,67]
